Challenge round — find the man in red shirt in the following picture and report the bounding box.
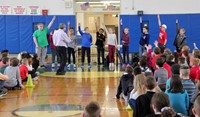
[157,14,167,53]
[19,58,28,81]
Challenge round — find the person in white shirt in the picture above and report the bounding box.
[53,23,71,75]
[102,23,118,71]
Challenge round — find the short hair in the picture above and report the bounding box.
[1,49,9,54]
[84,101,101,117]
[143,26,149,31]
[160,54,167,62]
[192,58,200,66]
[156,57,164,67]
[145,76,156,90]
[10,57,19,67]
[193,49,200,59]
[99,28,104,32]
[164,48,172,56]
[37,23,44,26]
[151,92,170,112]
[1,53,8,58]
[171,64,180,75]
[178,57,186,64]
[194,96,200,116]
[2,57,9,64]
[69,27,74,30]
[59,23,66,29]
[125,66,134,74]
[180,66,190,77]
[21,58,28,65]
[33,54,38,59]
[84,27,89,31]
[134,66,142,76]
[169,74,184,93]
[182,45,190,52]
[166,55,174,62]
[140,57,148,68]
[154,47,161,55]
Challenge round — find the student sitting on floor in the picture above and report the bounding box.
[4,58,24,90]
[82,101,101,117]
[129,74,146,110]
[116,66,134,101]
[0,73,8,97]
[166,54,175,67]
[0,50,9,68]
[134,76,157,117]
[192,96,200,117]
[0,57,10,74]
[154,57,168,91]
[165,75,189,116]
[19,58,29,82]
[139,57,152,73]
[146,92,180,117]
[32,54,40,72]
[27,55,38,81]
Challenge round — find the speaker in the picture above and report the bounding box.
[137,10,144,16]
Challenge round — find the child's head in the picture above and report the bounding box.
[59,23,67,31]
[145,76,156,90]
[171,64,180,75]
[10,57,19,67]
[156,57,164,68]
[52,28,58,35]
[192,58,200,66]
[37,23,44,30]
[125,66,134,74]
[182,45,190,53]
[99,28,104,34]
[124,28,129,34]
[133,66,142,76]
[193,49,200,59]
[179,28,185,35]
[139,57,148,68]
[164,48,172,56]
[160,54,167,63]
[161,24,167,31]
[143,26,149,34]
[21,58,28,65]
[144,72,153,77]
[180,66,190,78]
[83,101,101,117]
[166,55,175,63]
[178,57,186,64]
[151,92,170,113]
[154,47,161,55]
[108,28,113,34]
[2,57,10,66]
[69,27,75,35]
[169,74,183,93]
[193,96,200,117]
[84,27,89,33]
[33,54,38,60]
[134,74,146,94]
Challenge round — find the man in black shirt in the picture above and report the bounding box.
[95,20,106,66]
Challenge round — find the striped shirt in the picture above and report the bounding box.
[181,79,195,99]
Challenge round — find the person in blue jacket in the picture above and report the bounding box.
[78,23,92,70]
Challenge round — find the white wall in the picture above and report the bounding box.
[0,0,74,15]
[121,0,200,14]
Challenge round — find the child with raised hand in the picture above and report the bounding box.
[146,92,180,117]
[102,23,118,71]
[173,19,187,53]
[78,23,92,70]
[67,21,78,70]
[95,19,106,66]
[157,14,168,53]
[139,16,150,57]
[4,58,24,90]
[120,19,130,67]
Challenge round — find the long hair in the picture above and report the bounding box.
[168,75,184,93]
[133,74,146,95]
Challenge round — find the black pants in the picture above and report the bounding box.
[68,47,76,64]
[82,47,90,64]
[56,46,67,72]
[123,45,129,64]
[97,47,105,65]
[176,46,181,53]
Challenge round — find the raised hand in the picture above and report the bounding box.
[157,14,160,19]
[68,21,70,25]
[176,19,178,23]
[52,16,56,21]
[120,19,123,25]
[154,41,158,47]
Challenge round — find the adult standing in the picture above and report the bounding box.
[95,19,106,66]
[33,16,56,67]
[53,23,71,75]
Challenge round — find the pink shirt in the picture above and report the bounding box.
[0,61,3,68]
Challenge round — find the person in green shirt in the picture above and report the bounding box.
[33,16,56,67]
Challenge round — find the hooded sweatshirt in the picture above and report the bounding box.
[121,24,130,46]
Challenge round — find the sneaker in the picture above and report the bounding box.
[52,63,55,68]
[0,90,7,97]
[73,64,76,69]
[33,77,38,81]
[57,64,60,67]
[67,64,71,70]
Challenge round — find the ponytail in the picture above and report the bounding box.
[161,107,176,117]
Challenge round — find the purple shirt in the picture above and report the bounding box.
[121,25,130,46]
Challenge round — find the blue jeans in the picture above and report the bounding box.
[51,48,60,64]
[139,45,146,57]
[123,45,129,64]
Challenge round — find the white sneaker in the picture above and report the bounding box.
[67,64,70,70]
[52,63,55,68]
[73,64,76,69]
[109,63,111,70]
[33,77,38,81]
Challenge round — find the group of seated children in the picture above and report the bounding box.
[0,50,40,97]
[116,42,200,117]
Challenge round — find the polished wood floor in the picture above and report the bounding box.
[0,66,132,117]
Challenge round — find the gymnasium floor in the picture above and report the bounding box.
[0,65,132,117]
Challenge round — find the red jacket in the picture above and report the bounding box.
[163,63,172,78]
[190,66,200,81]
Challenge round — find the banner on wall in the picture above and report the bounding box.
[27,6,40,15]
[0,6,12,14]
[13,6,26,15]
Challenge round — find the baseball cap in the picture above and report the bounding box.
[162,24,167,29]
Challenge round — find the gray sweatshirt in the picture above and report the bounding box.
[4,66,22,87]
[154,68,168,85]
